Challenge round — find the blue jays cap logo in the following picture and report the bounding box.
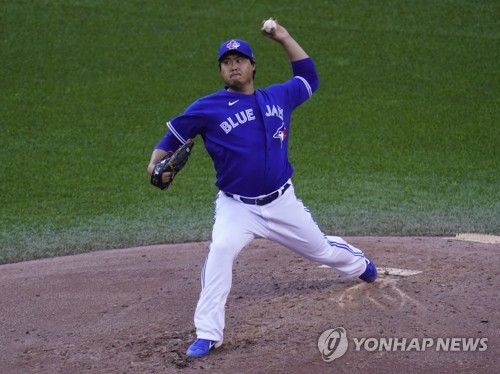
[226,40,241,50]
[218,38,255,61]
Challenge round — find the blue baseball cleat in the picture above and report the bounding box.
[186,338,221,358]
[359,257,378,283]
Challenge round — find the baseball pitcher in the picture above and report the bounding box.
[147,18,378,358]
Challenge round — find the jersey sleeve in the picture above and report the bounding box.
[292,58,319,92]
[154,130,182,152]
[157,99,208,150]
[283,57,319,109]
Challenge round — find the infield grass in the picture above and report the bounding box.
[1,0,499,263]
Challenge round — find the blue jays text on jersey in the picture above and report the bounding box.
[155,58,319,197]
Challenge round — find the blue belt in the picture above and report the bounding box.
[225,183,291,206]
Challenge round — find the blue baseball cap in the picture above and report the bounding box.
[218,39,254,62]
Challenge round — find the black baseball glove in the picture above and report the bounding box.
[150,139,195,190]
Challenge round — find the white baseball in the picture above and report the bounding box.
[263,19,277,33]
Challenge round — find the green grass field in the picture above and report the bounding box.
[1,0,499,263]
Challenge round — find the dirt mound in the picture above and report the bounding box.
[1,237,498,373]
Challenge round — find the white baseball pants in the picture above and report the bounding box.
[193,182,368,342]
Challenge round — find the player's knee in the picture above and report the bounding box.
[209,239,245,262]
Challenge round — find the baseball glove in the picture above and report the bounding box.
[150,139,195,190]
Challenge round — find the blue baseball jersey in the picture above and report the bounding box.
[156,58,319,197]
